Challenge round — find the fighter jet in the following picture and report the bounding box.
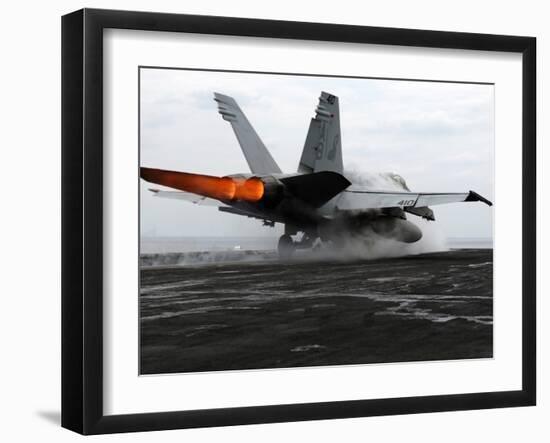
[141,92,492,258]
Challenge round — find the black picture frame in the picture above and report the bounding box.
[61,8,536,435]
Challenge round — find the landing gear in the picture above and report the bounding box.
[277,234,295,260]
[277,232,320,259]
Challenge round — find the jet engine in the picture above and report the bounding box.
[140,168,351,209]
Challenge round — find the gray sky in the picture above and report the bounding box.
[140,68,494,239]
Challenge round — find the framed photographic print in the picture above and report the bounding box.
[61,8,536,435]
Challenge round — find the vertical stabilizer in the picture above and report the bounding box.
[298,92,344,174]
[214,93,282,175]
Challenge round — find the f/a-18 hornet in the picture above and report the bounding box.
[141,92,492,258]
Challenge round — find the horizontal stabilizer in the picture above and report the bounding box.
[280,171,351,208]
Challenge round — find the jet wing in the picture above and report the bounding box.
[147,188,226,207]
[335,189,492,211]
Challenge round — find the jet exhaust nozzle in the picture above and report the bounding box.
[140,167,265,202]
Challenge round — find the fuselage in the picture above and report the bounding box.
[223,171,422,244]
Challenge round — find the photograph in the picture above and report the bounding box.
[138,67,495,375]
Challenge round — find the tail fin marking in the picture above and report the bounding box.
[298,92,344,174]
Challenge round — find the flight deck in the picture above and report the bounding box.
[140,249,493,374]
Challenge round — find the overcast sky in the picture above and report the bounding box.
[140,68,494,239]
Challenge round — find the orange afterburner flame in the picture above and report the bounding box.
[140,167,264,202]
[232,177,264,201]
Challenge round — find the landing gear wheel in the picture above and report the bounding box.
[278,234,295,260]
